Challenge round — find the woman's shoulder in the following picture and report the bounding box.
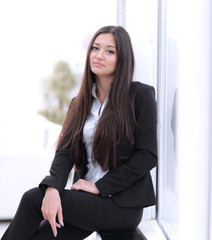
[130,81,155,95]
[130,82,156,114]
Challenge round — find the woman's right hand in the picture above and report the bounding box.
[41,187,64,237]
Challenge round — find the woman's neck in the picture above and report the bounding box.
[95,77,113,105]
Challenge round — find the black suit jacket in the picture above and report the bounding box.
[40,82,157,208]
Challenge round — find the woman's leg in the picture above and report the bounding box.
[2,187,143,240]
[1,188,45,240]
[1,188,93,240]
[60,189,143,233]
[31,189,143,239]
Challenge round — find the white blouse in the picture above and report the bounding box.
[83,83,109,183]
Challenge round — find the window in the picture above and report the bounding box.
[157,0,212,239]
[157,0,178,237]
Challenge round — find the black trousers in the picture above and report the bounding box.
[1,187,143,240]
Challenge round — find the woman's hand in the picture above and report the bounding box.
[41,187,64,237]
[71,179,100,194]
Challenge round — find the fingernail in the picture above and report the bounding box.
[54,233,57,237]
[61,221,64,227]
[57,225,61,228]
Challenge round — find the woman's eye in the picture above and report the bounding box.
[107,50,115,54]
[92,46,98,51]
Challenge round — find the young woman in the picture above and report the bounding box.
[1,26,157,240]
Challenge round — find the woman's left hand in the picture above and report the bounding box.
[71,179,100,194]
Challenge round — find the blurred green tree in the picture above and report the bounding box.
[39,60,76,125]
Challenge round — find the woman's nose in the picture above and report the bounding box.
[96,50,104,59]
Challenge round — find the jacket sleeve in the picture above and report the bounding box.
[39,147,74,194]
[95,84,157,197]
[39,99,75,194]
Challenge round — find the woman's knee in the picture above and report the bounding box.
[21,187,44,208]
[124,207,143,230]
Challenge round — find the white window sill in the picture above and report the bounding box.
[139,220,167,240]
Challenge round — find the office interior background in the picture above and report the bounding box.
[0,0,211,239]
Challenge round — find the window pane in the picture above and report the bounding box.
[157,0,178,236]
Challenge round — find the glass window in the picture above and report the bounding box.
[157,0,178,237]
[157,0,212,239]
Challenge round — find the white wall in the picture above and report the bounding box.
[125,0,158,220]
[126,0,158,88]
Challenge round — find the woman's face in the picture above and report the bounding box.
[89,33,117,80]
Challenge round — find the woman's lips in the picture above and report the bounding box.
[93,62,104,67]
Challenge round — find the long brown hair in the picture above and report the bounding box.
[57,26,135,171]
